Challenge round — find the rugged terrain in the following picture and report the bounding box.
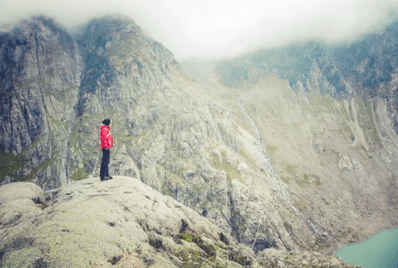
[0,177,359,267]
[1,15,398,266]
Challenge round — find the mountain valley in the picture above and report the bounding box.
[1,15,398,267]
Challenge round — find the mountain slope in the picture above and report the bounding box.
[1,15,398,260]
[0,177,359,267]
[0,17,81,189]
[211,20,398,252]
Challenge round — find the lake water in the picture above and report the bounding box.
[336,228,398,268]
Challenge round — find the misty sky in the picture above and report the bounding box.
[1,0,398,60]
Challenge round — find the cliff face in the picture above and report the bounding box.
[68,16,290,253]
[0,17,81,189]
[213,19,398,252]
[69,16,182,182]
[2,15,398,260]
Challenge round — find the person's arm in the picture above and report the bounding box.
[107,130,113,148]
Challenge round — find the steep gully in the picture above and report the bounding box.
[237,97,321,236]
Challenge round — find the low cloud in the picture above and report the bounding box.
[1,0,398,60]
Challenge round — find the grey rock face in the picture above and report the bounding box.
[216,21,398,130]
[0,178,359,267]
[0,177,248,267]
[1,16,298,254]
[0,17,81,189]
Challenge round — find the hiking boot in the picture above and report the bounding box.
[101,177,110,181]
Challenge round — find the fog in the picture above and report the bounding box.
[1,0,398,60]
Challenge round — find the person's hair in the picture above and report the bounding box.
[102,118,111,126]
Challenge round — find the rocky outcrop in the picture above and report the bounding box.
[0,177,359,267]
[65,16,298,254]
[0,17,82,189]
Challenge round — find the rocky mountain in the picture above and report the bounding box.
[0,177,359,267]
[0,17,82,188]
[1,14,398,267]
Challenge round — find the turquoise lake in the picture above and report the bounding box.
[336,228,398,268]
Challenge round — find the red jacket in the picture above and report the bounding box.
[100,125,113,149]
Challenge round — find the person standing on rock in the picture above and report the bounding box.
[100,118,114,181]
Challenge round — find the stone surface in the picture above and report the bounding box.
[0,177,359,267]
[0,17,81,189]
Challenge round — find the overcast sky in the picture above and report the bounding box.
[1,0,398,60]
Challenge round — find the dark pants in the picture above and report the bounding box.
[100,148,110,180]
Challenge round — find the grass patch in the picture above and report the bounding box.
[0,151,25,180]
[310,95,336,115]
[161,180,175,197]
[229,250,252,266]
[209,150,243,183]
[178,231,216,257]
[356,97,381,147]
[296,173,321,187]
[281,176,294,184]
[295,200,309,212]
[266,144,278,158]
[71,167,89,181]
[0,142,60,184]
[238,148,258,171]
[285,164,298,175]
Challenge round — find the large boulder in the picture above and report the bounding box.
[0,177,359,267]
[0,177,252,267]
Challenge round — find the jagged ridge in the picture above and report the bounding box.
[2,14,398,262]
